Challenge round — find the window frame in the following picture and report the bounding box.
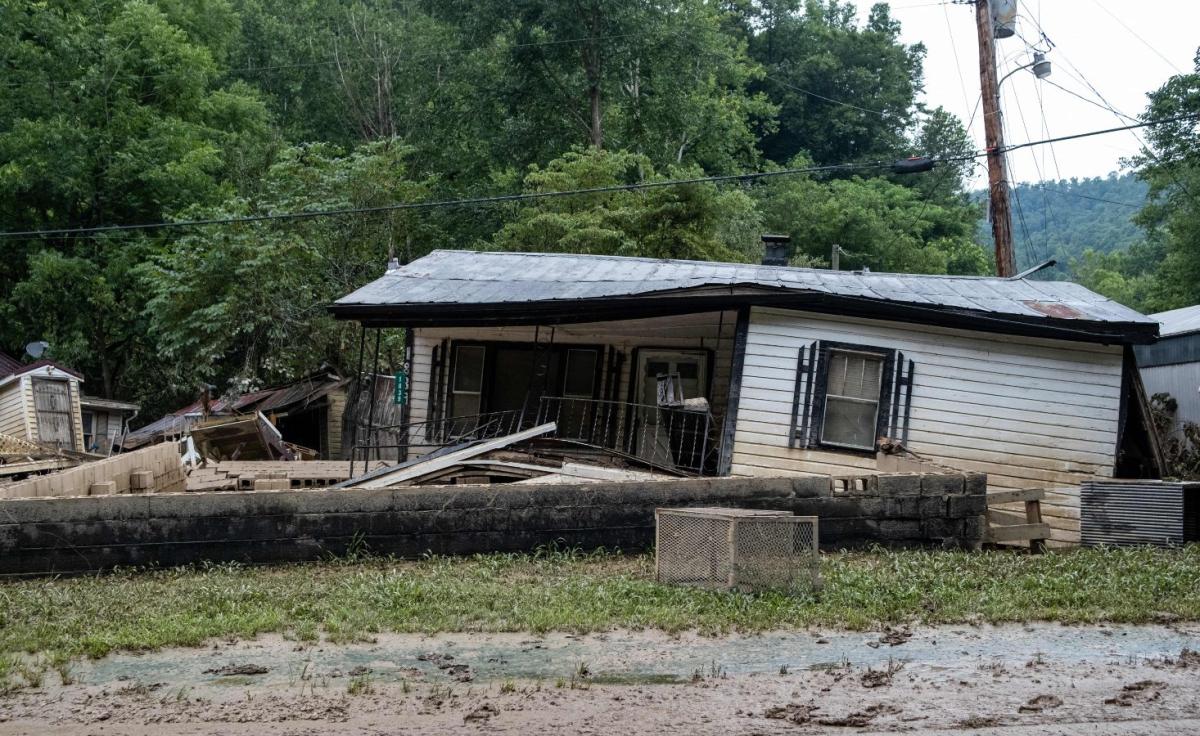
[445,340,607,418]
[811,341,896,454]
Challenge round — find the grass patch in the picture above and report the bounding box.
[0,546,1198,660]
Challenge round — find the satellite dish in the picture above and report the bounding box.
[24,341,49,359]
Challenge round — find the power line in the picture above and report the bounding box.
[0,159,894,239]
[1088,0,1184,75]
[3,114,1195,240]
[999,113,1199,154]
[1027,184,1142,209]
[761,75,890,117]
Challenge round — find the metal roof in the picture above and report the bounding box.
[1151,304,1200,338]
[332,250,1156,342]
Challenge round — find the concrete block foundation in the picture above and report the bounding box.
[0,471,986,576]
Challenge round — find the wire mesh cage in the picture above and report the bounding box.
[654,508,820,593]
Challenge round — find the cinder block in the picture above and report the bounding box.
[920,473,964,496]
[130,470,154,491]
[875,473,922,496]
[918,496,946,518]
[947,493,987,518]
[253,478,289,491]
[883,495,921,517]
[876,519,923,541]
[88,481,116,496]
[792,476,831,498]
[964,472,988,497]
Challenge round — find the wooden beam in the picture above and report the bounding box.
[354,422,557,489]
[986,488,1045,505]
[989,523,1053,543]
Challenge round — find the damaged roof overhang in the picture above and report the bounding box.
[329,284,1158,345]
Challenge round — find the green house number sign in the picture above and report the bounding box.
[393,370,408,406]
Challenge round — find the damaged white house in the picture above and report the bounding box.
[330,246,1163,545]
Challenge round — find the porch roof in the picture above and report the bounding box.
[330,250,1157,344]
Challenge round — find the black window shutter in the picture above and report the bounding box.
[789,342,822,448]
[887,352,916,445]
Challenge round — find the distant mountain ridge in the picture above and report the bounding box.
[974,172,1148,272]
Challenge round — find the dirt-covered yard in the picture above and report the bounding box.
[1,547,1199,733]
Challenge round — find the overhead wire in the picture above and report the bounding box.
[1087,0,1184,75]
[1,114,1194,241]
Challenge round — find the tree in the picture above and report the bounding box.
[489,148,762,262]
[0,0,273,402]
[143,140,436,397]
[1128,49,1200,310]
[432,0,775,173]
[748,1,925,166]
[755,158,987,274]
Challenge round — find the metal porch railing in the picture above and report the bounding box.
[351,397,721,476]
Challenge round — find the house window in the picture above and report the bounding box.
[820,349,885,451]
[450,345,485,417]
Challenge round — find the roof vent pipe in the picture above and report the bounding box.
[761,234,791,267]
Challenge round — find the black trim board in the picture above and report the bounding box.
[330,290,1156,345]
[717,307,750,475]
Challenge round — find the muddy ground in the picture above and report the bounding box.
[1,624,1198,734]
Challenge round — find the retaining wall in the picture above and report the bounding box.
[0,471,986,576]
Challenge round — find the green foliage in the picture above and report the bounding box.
[0,0,272,406]
[746,1,924,166]
[144,140,432,392]
[490,148,762,262]
[1129,53,1200,311]
[979,173,1149,276]
[1,548,1199,659]
[757,159,987,274]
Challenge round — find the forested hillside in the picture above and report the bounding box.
[980,173,1149,272]
[1,0,1197,415]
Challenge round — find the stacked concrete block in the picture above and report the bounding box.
[0,442,185,499]
[0,470,989,576]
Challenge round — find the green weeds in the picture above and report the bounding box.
[0,546,1196,662]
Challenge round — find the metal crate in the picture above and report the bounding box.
[654,507,820,593]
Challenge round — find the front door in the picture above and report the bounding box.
[32,378,75,449]
[632,350,708,467]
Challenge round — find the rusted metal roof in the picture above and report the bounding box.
[0,352,84,381]
[331,250,1157,343]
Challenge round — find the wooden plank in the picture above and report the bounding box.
[989,523,1053,543]
[987,488,1046,505]
[1026,498,1047,554]
[355,422,558,489]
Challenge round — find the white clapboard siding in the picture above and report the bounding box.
[731,307,1124,544]
[0,381,28,439]
[408,312,737,457]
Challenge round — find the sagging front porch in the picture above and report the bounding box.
[346,311,742,477]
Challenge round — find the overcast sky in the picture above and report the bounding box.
[878,0,1199,186]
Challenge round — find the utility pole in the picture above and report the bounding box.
[974,0,1016,277]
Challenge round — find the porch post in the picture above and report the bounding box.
[365,328,383,463]
[717,306,750,476]
[349,322,367,478]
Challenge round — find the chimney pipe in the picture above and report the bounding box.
[761,234,791,267]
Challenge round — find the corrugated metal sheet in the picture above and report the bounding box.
[1134,332,1200,368]
[335,251,1154,333]
[1139,363,1200,431]
[1151,304,1200,337]
[1080,480,1197,547]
